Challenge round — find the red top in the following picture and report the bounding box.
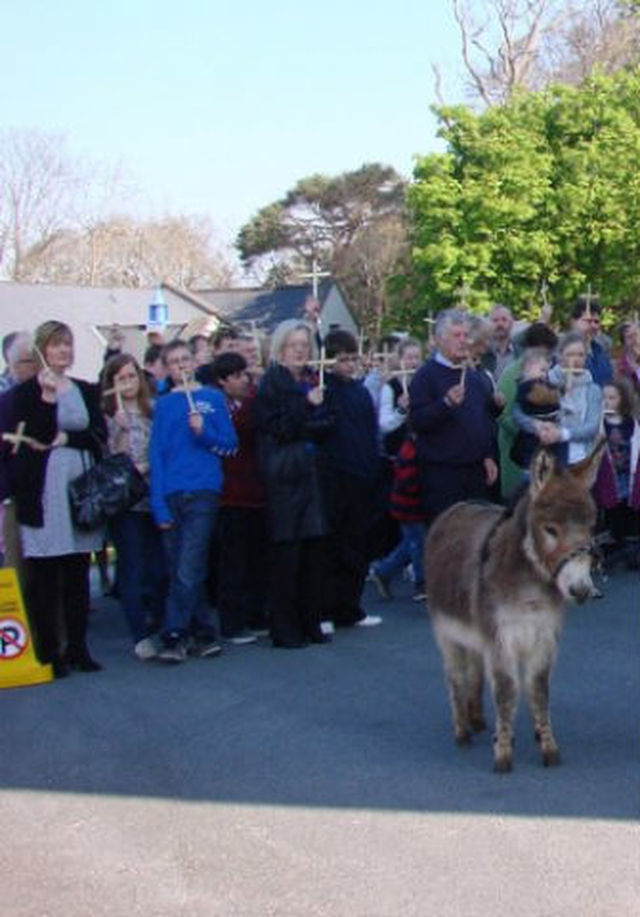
[220,390,265,509]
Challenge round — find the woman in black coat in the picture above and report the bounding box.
[5,321,106,677]
[254,320,334,648]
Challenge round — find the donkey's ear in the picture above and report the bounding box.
[569,436,607,490]
[530,447,557,497]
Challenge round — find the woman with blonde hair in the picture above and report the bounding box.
[6,320,106,676]
[254,320,332,648]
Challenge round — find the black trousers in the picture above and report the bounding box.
[605,503,639,544]
[216,506,268,636]
[419,461,489,525]
[25,553,92,665]
[321,470,374,626]
[366,458,399,562]
[267,538,324,645]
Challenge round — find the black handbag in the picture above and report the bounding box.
[68,453,148,530]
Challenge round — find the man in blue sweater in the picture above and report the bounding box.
[409,309,499,525]
[150,340,238,662]
[570,297,613,387]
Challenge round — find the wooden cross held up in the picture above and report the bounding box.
[245,320,263,368]
[298,258,331,300]
[103,382,125,412]
[424,311,436,345]
[394,360,413,397]
[582,283,594,318]
[179,370,198,413]
[4,421,27,455]
[540,279,551,313]
[2,422,48,454]
[33,344,50,372]
[306,347,336,389]
[562,364,585,392]
[454,282,471,311]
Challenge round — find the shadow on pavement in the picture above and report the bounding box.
[1,570,637,822]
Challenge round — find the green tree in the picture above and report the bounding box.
[391,67,640,333]
[236,163,407,334]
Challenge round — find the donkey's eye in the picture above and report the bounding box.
[543,524,559,539]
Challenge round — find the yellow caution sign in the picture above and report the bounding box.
[0,567,53,688]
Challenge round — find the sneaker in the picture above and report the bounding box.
[193,639,223,658]
[224,630,257,646]
[134,637,157,661]
[320,620,335,635]
[370,569,392,600]
[157,639,188,663]
[356,614,383,627]
[412,587,427,602]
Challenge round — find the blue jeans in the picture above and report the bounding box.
[162,490,219,640]
[109,510,168,644]
[374,522,425,588]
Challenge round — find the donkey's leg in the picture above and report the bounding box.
[487,660,520,773]
[467,650,487,733]
[437,636,474,746]
[524,662,560,767]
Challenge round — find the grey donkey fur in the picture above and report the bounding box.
[426,443,605,773]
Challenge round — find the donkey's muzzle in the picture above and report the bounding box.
[569,582,602,603]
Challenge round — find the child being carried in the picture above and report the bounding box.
[511,348,568,469]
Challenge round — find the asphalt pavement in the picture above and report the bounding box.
[0,566,638,917]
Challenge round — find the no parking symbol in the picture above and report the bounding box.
[0,617,29,660]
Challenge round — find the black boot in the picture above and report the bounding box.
[64,647,103,672]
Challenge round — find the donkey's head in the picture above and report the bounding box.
[524,441,606,603]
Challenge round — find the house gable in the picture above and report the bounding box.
[198,281,359,336]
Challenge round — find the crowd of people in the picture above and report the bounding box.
[0,293,637,678]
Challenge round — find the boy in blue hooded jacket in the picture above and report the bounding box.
[150,340,237,661]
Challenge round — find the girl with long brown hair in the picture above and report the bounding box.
[101,354,167,660]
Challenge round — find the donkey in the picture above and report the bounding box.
[425,442,605,773]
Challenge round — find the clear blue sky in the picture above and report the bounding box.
[1,0,466,244]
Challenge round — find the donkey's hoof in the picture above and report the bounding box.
[456,730,472,747]
[542,748,561,767]
[471,716,487,733]
[493,756,513,774]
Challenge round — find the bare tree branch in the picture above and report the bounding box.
[450,0,640,105]
[453,0,495,104]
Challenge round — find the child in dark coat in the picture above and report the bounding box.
[210,352,268,642]
[594,382,639,568]
[511,348,567,469]
[370,433,427,601]
[318,330,383,629]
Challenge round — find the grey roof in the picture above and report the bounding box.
[0,281,222,381]
[197,281,334,333]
